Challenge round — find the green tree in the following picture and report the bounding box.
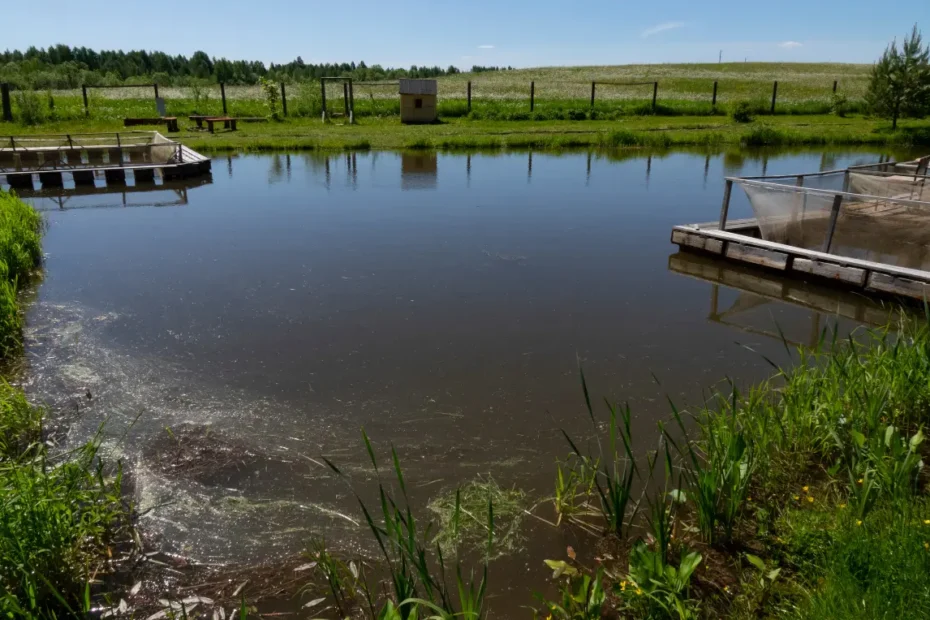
[866,25,930,129]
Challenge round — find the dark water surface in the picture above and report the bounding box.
[15,148,911,607]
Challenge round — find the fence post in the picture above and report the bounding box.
[822,194,844,253]
[153,83,159,99]
[342,82,349,117]
[530,81,535,112]
[712,81,718,108]
[652,81,658,111]
[770,81,778,114]
[467,81,472,113]
[348,80,354,123]
[321,79,327,121]
[0,84,11,122]
[832,80,838,94]
[220,82,227,115]
[280,82,288,117]
[590,81,596,108]
[82,84,89,116]
[719,179,734,230]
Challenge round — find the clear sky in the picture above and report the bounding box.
[4,1,926,67]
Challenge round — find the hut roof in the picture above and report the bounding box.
[399,79,438,95]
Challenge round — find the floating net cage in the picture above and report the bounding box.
[734,169,930,269]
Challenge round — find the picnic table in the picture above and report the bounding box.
[123,117,179,132]
[189,115,238,132]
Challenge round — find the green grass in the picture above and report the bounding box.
[0,191,42,356]
[6,113,930,153]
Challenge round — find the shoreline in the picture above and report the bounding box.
[5,114,930,153]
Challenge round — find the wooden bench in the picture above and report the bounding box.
[123,117,179,132]
[205,117,237,133]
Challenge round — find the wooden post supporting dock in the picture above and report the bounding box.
[822,194,844,253]
[718,179,733,230]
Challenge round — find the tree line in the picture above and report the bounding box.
[0,44,511,89]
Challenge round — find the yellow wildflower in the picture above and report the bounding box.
[802,486,809,493]
[838,503,847,509]
[793,495,800,501]
[635,588,642,596]
[924,520,930,525]
[857,478,864,485]
[925,542,929,550]
[807,496,815,504]
[856,520,863,526]
[620,581,627,591]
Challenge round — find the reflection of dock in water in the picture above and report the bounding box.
[18,174,213,211]
[669,251,899,347]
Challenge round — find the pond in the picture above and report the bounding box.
[16,147,914,610]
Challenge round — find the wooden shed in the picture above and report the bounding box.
[399,79,438,124]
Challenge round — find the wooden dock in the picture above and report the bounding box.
[671,157,930,301]
[0,131,210,191]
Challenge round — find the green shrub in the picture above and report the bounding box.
[831,93,849,117]
[730,100,754,123]
[13,91,46,126]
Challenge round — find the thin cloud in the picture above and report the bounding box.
[641,22,685,38]
[478,45,495,49]
[779,41,803,49]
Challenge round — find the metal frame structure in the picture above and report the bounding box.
[320,77,355,123]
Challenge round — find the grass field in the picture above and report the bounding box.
[7,114,929,153]
[11,62,874,123]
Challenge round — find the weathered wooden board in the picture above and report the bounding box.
[671,230,723,254]
[792,258,867,286]
[725,243,789,270]
[867,273,930,300]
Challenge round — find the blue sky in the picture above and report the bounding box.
[4,1,926,67]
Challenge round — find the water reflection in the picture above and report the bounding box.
[668,251,900,347]
[17,175,213,210]
[401,152,435,190]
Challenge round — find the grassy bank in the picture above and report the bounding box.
[0,188,130,617]
[6,114,930,153]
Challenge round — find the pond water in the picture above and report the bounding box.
[14,147,914,609]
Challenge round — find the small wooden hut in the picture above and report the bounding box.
[399,79,438,123]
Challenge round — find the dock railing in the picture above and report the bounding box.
[0,131,184,172]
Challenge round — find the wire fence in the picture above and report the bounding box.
[0,75,864,124]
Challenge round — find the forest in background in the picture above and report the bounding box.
[0,44,513,89]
